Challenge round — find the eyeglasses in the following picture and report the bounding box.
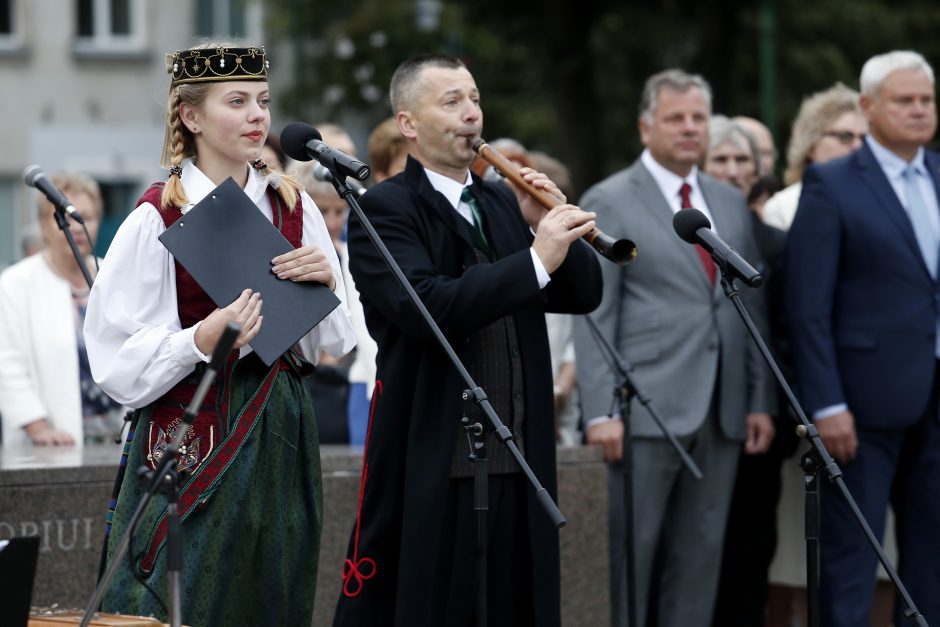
[821,130,866,145]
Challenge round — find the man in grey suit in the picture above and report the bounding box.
[573,69,776,627]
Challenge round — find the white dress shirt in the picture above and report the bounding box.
[83,159,356,409]
[423,168,551,288]
[640,149,717,229]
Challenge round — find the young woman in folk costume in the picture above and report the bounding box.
[84,43,355,626]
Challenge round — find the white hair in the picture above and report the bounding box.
[708,115,762,177]
[860,50,935,96]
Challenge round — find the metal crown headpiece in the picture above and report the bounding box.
[166,46,268,86]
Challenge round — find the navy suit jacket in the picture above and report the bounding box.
[786,141,940,430]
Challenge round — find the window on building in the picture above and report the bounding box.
[74,0,144,55]
[0,0,12,35]
[76,0,93,36]
[196,0,262,41]
[95,180,139,256]
[0,0,25,53]
[0,178,139,267]
[0,177,24,268]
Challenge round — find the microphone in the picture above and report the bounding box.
[280,122,371,182]
[178,322,241,434]
[209,322,241,372]
[312,162,367,197]
[673,208,762,288]
[23,165,86,224]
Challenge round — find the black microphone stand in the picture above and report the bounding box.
[52,205,94,289]
[581,315,703,627]
[325,167,564,627]
[714,265,928,627]
[459,392,490,627]
[80,323,240,627]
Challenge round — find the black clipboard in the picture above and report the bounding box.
[158,177,340,365]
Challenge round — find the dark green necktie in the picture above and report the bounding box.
[460,187,491,255]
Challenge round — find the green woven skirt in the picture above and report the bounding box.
[101,353,322,627]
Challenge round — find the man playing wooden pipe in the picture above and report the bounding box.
[332,53,602,627]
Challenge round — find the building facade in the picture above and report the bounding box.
[0,0,264,265]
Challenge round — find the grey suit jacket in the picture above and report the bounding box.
[574,159,775,440]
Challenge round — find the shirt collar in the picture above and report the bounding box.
[640,148,700,199]
[866,135,926,179]
[179,159,268,213]
[423,167,473,210]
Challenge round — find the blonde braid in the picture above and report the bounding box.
[251,160,301,211]
[275,174,301,212]
[160,87,190,209]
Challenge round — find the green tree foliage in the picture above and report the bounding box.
[270,0,940,195]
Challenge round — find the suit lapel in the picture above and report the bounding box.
[926,149,940,216]
[855,143,932,280]
[406,158,476,251]
[632,163,714,292]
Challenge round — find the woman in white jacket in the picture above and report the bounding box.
[0,173,122,447]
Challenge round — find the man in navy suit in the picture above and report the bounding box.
[786,50,940,627]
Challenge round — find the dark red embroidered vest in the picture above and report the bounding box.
[128,180,306,574]
[136,181,303,474]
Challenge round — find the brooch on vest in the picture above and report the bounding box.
[146,416,215,474]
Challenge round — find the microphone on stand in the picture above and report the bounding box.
[312,162,367,197]
[280,122,371,181]
[673,208,762,287]
[179,322,240,431]
[112,410,136,444]
[208,322,241,371]
[23,165,86,224]
[23,164,96,288]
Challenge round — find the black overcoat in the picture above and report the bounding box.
[333,156,602,626]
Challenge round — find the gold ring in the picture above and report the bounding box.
[562,218,569,229]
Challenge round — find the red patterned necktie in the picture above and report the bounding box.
[679,182,716,286]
